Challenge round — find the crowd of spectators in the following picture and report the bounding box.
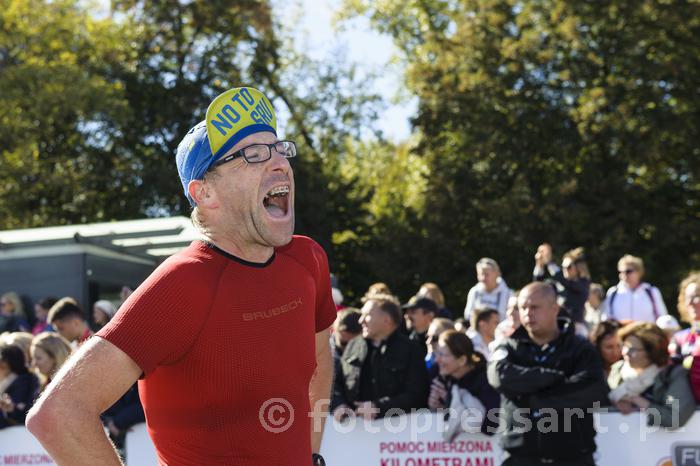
[1,245,699,461]
[330,247,700,463]
[0,290,144,454]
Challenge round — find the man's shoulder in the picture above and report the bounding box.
[156,241,222,273]
[567,332,598,356]
[276,235,329,274]
[134,242,225,299]
[277,235,325,257]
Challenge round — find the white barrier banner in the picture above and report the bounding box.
[594,411,700,466]
[2,410,699,465]
[125,422,157,466]
[320,411,501,466]
[0,427,54,465]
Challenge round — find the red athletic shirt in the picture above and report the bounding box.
[97,236,336,466]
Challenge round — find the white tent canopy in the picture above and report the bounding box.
[0,216,203,259]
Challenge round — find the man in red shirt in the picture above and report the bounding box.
[28,87,335,466]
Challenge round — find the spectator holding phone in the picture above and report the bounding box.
[533,244,591,331]
[0,344,40,429]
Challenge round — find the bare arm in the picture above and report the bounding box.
[27,337,142,466]
[309,327,333,455]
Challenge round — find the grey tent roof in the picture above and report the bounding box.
[0,217,203,259]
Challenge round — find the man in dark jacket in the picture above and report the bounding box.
[488,282,608,466]
[404,297,438,357]
[331,297,429,420]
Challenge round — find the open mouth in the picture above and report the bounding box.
[263,185,290,218]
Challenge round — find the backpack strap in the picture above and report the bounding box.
[644,286,660,320]
[609,286,618,319]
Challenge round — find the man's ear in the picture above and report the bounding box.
[188,179,219,208]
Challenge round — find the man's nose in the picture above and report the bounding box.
[266,150,292,172]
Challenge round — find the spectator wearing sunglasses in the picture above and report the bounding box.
[603,255,668,324]
[533,245,591,333]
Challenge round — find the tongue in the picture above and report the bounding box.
[264,199,286,218]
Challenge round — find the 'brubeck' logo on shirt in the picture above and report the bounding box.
[243,298,303,322]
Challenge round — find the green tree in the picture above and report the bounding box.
[0,0,130,227]
[342,0,700,310]
[0,0,384,259]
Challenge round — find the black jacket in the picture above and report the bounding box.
[331,329,429,416]
[102,383,145,431]
[0,372,39,429]
[487,317,608,461]
[534,265,590,323]
[408,329,428,357]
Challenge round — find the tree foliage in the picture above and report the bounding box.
[338,0,700,310]
[0,0,383,262]
[2,0,699,313]
[0,0,130,227]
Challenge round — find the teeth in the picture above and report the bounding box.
[267,186,289,197]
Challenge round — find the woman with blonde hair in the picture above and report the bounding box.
[464,258,512,321]
[417,282,452,318]
[0,292,30,333]
[361,282,393,303]
[30,332,72,389]
[669,272,700,364]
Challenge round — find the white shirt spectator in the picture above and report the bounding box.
[464,277,511,321]
[466,328,492,361]
[603,281,667,323]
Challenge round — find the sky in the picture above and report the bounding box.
[272,0,416,142]
[93,0,415,141]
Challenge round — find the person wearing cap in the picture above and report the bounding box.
[331,308,362,359]
[404,297,438,357]
[332,296,429,421]
[28,87,336,466]
[92,300,117,329]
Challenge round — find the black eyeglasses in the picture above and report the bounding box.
[213,140,297,168]
[619,269,636,275]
